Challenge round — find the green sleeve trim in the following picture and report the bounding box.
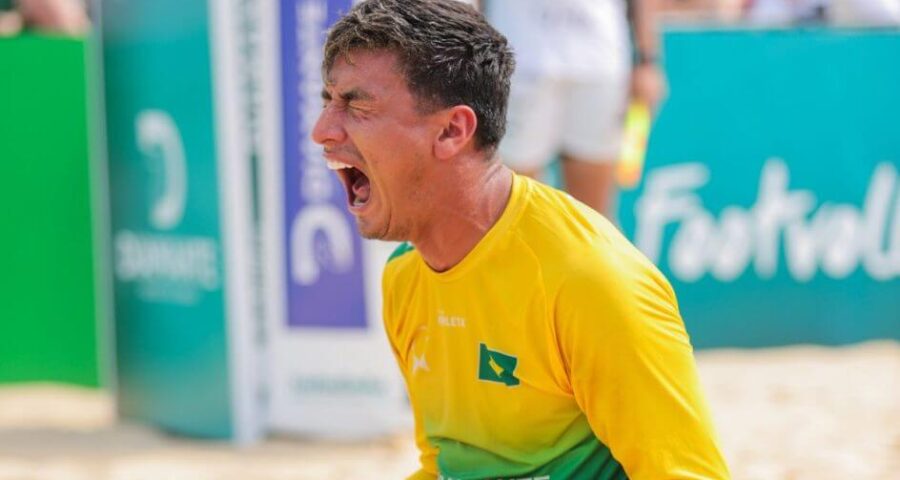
[387,242,415,263]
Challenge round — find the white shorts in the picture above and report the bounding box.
[499,74,629,171]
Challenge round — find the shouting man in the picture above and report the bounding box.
[313,1,729,478]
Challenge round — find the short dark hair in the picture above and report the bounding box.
[324,0,515,155]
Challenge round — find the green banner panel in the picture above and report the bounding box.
[620,29,900,348]
[0,35,99,386]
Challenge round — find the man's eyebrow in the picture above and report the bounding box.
[320,86,374,103]
[339,88,374,102]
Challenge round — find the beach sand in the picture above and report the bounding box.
[0,341,897,480]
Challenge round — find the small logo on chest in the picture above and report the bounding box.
[437,311,466,328]
[411,352,429,374]
[410,326,430,375]
[477,343,520,387]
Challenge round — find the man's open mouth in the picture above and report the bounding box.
[327,159,371,208]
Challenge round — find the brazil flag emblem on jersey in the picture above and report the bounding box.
[478,344,520,386]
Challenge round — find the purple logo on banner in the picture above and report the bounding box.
[280,0,367,328]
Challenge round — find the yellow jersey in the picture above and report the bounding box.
[382,175,729,480]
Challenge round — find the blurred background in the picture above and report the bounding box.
[0,0,898,479]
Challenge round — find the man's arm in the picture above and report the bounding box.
[397,360,440,480]
[555,259,730,479]
[382,268,440,480]
[628,0,667,110]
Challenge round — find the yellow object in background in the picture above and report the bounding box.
[617,101,651,189]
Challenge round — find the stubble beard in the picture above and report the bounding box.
[358,163,424,242]
[355,215,410,242]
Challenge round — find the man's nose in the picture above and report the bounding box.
[311,104,344,146]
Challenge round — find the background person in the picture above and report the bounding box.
[0,0,89,37]
[483,0,667,219]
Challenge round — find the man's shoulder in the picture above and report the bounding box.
[382,241,419,288]
[386,241,416,264]
[516,180,616,265]
[519,180,670,294]
[381,243,420,328]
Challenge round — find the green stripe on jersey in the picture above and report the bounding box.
[434,432,628,480]
[387,242,415,263]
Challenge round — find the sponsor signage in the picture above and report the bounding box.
[620,29,900,348]
[260,0,409,438]
[0,35,99,386]
[280,0,368,329]
[101,0,261,441]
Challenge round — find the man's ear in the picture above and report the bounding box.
[434,105,478,160]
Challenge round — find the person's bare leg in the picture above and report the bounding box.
[561,154,617,218]
[0,11,23,36]
[18,0,90,35]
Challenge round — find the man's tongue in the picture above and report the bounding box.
[352,174,370,206]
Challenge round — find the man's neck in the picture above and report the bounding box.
[411,163,514,272]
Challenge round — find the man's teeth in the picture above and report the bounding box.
[326,159,353,171]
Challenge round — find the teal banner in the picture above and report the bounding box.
[620,29,900,348]
[102,0,232,437]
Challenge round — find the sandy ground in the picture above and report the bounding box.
[0,341,897,480]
